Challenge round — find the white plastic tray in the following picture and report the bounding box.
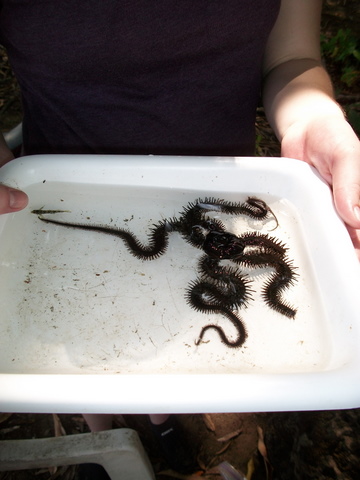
[0,154,359,413]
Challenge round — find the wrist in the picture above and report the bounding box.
[277,98,346,144]
[281,108,346,143]
[263,60,344,141]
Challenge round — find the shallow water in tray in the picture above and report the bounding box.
[0,183,330,374]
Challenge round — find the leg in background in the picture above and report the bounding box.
[148,414,170,425]
[149,414,197,474]
[82,414,114,432]
[82,413,197,474]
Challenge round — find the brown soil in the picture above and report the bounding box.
[0,412,264,479]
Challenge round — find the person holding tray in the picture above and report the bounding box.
[0,0,359,476]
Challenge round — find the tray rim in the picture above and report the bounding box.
[0,154,359,413]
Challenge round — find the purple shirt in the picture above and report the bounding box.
[0,0,280,156]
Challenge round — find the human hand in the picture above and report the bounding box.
[0,185,28,214]
[281,113,360,260]
[0,136,29,214]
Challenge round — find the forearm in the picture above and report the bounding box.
[262,58,345,142]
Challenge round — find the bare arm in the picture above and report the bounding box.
[263,0,337,132]
[262,0,360,257]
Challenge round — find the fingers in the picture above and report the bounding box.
[0,185,29,214]
[283,116,360,228]
[332,182,360,229]
[346,225,360,261]
[331,135,360,230]
[281,115,360,256]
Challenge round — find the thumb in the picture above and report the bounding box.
[333,183,360,229]
[0,185,29,214]
[331,148,360,229]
